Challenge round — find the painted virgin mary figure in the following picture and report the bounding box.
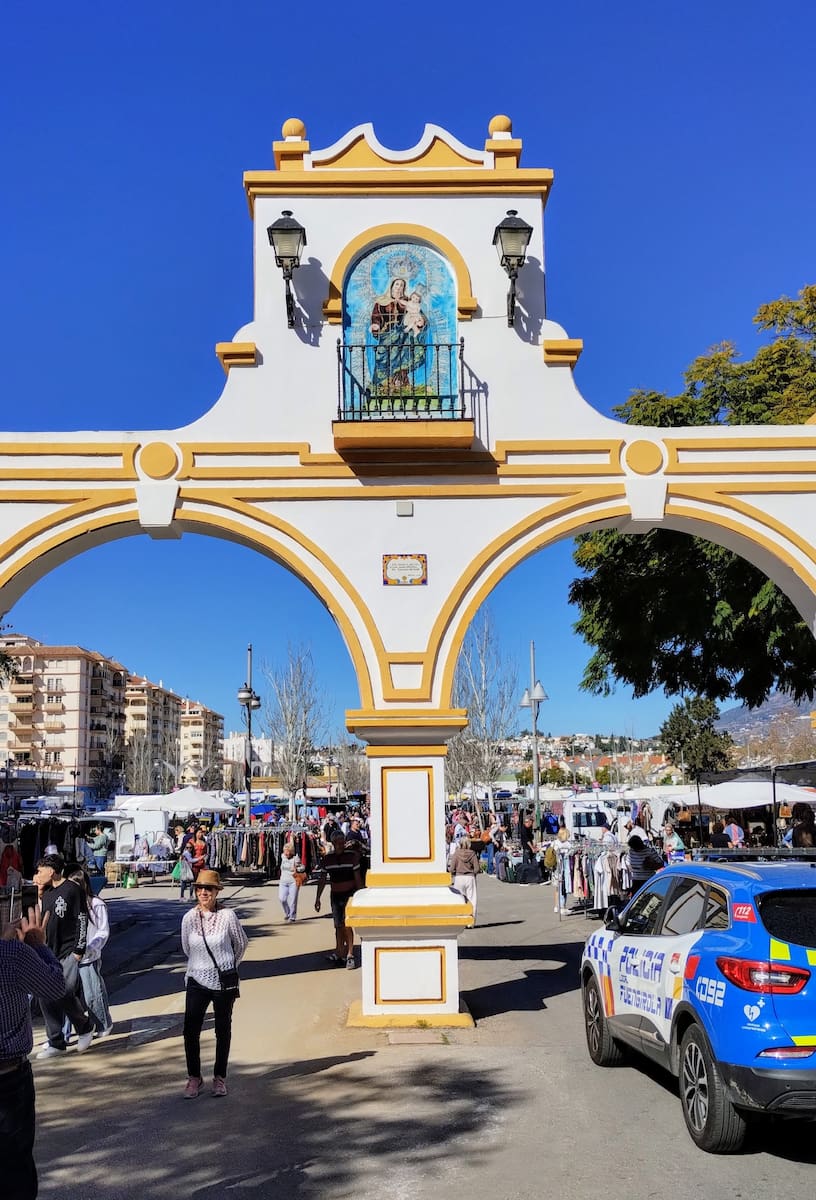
[369,276,429,394]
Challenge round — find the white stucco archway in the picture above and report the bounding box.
[4,116,816,1023]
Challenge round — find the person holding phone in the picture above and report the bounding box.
[0,907,66,1200]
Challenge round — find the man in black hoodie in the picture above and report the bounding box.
[33,853,94,1060]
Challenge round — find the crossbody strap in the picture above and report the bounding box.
[197,910,234,973]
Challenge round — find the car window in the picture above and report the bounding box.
[758,890,816,946]
[660,877,707,935]
[623,876,672,935]
[704,887,729,930]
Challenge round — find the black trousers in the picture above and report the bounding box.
[0,1060,37,1200]
[183,978,237,1079]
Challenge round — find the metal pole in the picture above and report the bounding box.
[530,641,540,827]
[245,643,253,828]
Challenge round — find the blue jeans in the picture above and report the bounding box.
[481,841,495,874]
[279,878,299,919]
[78,959,112,1032]
[0,1060,37,1200]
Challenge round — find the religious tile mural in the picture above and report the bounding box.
[341,242,458,415]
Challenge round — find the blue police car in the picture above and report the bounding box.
[581,861,816,1152]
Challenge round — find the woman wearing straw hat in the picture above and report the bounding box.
[180,869,248,1098]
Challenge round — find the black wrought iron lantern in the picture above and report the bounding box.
[267,210,307,327]
[492,209,533,327]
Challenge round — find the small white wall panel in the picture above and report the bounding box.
[382,766,432,861]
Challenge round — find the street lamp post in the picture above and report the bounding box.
[237,643,261,829]
[70,769,80,814]
[3,758,11,812]
[519,641,548,827]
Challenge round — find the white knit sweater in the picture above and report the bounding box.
[181,906,248,991]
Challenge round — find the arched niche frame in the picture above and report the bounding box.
[323,224,478,325]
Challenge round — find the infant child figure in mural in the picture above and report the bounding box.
[401,291,426,335]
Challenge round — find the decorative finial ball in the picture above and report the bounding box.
[488,114,513,135]
[281,118,306,139]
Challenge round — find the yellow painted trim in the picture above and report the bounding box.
[770,939,791,961]
[0,443,139,481]
[374,945,446,1005]
[138,442,179,481]
[665,495,816,594]
[0,493,138,590]
[272,139,311,170]
[625,440,665,476]
[366,745,448,758]
[346,999,474,1028]
[314,133,484,172]
[363,872,452,887]
[382,766,434,863]
[348,904,471,917]
[349,916,473,927]
[323,224,478,324]
[214,342,257,373]
[792,1035,816,1046]
[333,420,475,451]
[664,434,816,474]
[346,709,468,732]
[170,503,376,709]
[243,168,554,216]
[542,338,583,366]
[433,489,629,705]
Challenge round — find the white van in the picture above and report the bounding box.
[76,809,171,861]
[562,799,618,842]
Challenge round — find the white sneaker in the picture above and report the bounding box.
[36,1044,67,1060]
[95,1024,114,1039]
[76,1031,94,1054]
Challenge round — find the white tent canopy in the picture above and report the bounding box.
[695,780,816,811]
[117,787,238,815]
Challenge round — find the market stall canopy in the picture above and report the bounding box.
[117,787,238,815]
[696,779,816,811]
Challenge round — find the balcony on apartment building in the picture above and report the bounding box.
[9,678,34,694]
[42,700,64,714]
[9,698,34,713]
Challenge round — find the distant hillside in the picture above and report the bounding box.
[716,693,815,739]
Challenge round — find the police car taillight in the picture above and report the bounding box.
[716,957,810,994]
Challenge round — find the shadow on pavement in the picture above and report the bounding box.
[37,1051,521,1199]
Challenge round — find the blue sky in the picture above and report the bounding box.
[2,3,814,739]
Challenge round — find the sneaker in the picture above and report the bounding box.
[183,1076,204,1099]
[211,1076,228,1098]
[76,1031,94,1054]
[95,1024,114,1040]
[36,1044,67,1061]
[346,955,356,970]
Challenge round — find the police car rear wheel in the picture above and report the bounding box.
[583,976,624,1067]
[679,1025,746,1153]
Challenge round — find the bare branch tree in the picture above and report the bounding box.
[124,731,153,794]
[334,733,369,798]
[262,645,325,809]
[447,608,518,826]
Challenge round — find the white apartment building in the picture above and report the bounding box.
[0,632,126,796]
[180,699,224,786]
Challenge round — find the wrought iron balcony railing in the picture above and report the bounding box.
[337,339,466,421]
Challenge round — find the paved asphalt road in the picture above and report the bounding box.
[31,874,816,1200]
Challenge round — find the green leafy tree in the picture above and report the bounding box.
[660,696,734,781]
[570,286,816,708]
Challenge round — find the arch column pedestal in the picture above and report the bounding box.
[345,716,475,1027]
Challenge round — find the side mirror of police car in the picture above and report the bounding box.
[604,906,624,932]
